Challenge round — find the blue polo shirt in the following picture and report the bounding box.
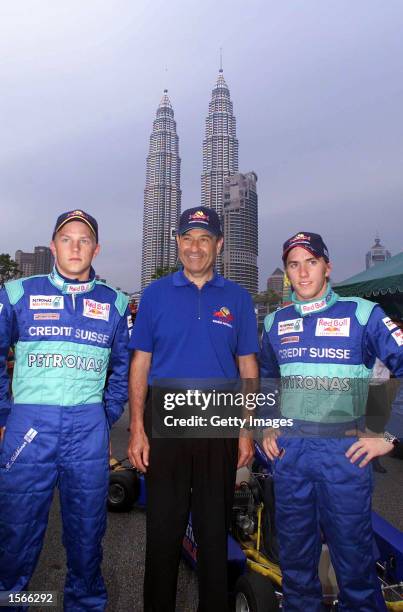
[129,270,259,382]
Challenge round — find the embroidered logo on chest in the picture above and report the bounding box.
[83,299,110,321]
[30,295,64,310]
[280,335,300,344]
[33,313,61,321]
[278,319,303,335]
[315,318,350,337]
[212,306,234,328]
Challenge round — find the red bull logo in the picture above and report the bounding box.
[83,299,110,322]
[212,306,234,328]
[189,210,209,222]
[290,233,311,243]
[68,210,86,219]
[315,317,350,337]
[213,306,234,322]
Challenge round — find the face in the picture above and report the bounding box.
[285,246,332,301]
[176,228,223,283]
[50,221,100,281]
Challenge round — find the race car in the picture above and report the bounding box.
[108,444,403,610]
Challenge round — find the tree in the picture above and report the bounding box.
[267,289,281,306]
[0,254,20,288]
[151,266,179,280]
[253,289,281,306]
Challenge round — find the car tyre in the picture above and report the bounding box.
[234,572,279,612]
[108,469,139,512]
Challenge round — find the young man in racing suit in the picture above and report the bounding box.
[260,231,403,612]
[0,210,130,611]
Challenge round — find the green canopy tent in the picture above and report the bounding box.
[335,252,403,319]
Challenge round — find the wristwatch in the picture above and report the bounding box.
[383,431,400,447]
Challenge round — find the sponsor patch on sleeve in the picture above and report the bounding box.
[392,328,403,347]
[383,316,397,332]
[278,319,303,335]
[0,303,3,315]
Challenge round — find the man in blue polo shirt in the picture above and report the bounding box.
[128,206,259,612]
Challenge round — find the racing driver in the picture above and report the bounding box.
[0,210,130,610]
[260,231,403,611]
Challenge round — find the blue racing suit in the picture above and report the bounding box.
[260,285,403,612]
[0,267,130,611]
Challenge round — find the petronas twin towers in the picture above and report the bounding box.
[201,70,239,216]
[141,90,181,289]
[141,69,256,293]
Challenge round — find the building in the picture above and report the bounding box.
[366,235,391,269]
[15,246,53,277]
[15,250,35,277]
[267,267,284,296]
[201,68,238,273]
[201,68,239,215]
[222,172,258,296]
[141,90,181,290]
[33,246,53,275]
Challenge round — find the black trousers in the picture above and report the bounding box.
[144,410,238,612]
[366,383,390,433]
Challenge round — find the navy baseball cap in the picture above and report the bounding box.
[282,232,329,262]
[178,206,223,237]
[53,210,98,242]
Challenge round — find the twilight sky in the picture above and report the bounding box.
[1,0,402,292]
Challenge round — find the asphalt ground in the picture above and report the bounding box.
[28,406,403,611]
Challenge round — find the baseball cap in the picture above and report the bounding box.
[282,232,329,262]
[53,210,98,242]
[178,206,223,237]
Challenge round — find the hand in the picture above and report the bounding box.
[0,427,5,442]
[237,431,254,468]
[345,432,394,468]
[262,427,281,460]
[128,428,150,473]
